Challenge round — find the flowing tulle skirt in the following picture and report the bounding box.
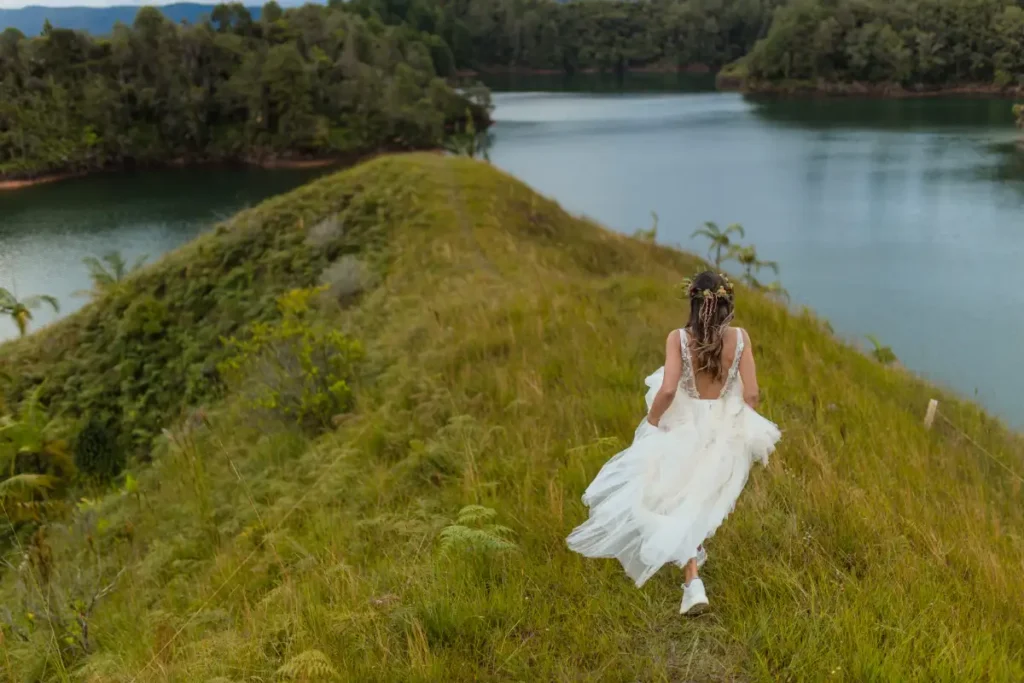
[566,370,780,587]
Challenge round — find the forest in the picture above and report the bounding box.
[741,0,1024,88]
[5,0,1019,180]
[0,2,485,180]
[354,0,1024,89]
[347,0,782,74]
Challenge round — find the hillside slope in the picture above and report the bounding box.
[2,154,1024,681]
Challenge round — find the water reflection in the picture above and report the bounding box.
[481,71,716,95]
[749,96,1017,131]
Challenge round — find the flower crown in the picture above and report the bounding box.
[680,272,735,301]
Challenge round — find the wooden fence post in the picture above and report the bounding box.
[924,399,938,430]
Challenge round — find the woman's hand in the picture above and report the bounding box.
[646,415,659,428]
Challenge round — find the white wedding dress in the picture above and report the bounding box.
[567,328,780,587]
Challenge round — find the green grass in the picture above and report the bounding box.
[2,153,1024,681]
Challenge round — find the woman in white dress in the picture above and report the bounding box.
[567,271,780,615]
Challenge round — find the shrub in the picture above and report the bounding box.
[866,334,898,365]
[73,418,125,482]
[218,287,363,431]
[320,255,370,302]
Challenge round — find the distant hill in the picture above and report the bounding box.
[0,2,318,36]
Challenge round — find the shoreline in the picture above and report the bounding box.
[0,155,373,192]
[717,74,1024,99]
[0,172,83,190]
[456,63,714,78]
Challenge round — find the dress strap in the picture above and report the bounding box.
[678,328,699,399]
[729,328,744,377]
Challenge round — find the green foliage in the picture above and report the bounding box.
[75,250,148,300]
[730,244,779,286]
[745,0,1024,88]
[866,334,899,365]
[0,389,74,524]
[0,160,403,456]
[218,287,364,430]
[1,155,1023,681]
[439,505,517,554]
[444,109,492,160]
[73,418,125,482]
[0,4,489,180]
[276,649,339,681]
[1015,103,1024,128]
[352,0,783,74]
[632,211,659,242]
[0,287,59,337]
[692,221,744,267]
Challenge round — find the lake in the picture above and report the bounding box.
[0,165,327,336]
[2,75,1023,425]
[487,75,1024,426]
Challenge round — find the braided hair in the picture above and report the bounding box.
[684,271,735,381]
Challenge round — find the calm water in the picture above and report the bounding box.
[0,166,328,339]
[2,77,1024,425]
[486,75,1024,425]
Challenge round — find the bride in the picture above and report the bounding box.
[566,271,780,615]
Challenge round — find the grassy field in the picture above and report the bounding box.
[2,153,1024,682]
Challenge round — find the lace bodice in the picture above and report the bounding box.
[679,327,745,401]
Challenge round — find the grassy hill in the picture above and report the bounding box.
[2,153,1024,681]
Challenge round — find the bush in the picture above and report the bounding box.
[73,418,125,482]
[320,255,371,301]
[217,287,363,431]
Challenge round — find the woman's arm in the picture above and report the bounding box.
[738,328,760,409]
[647,330,683,427]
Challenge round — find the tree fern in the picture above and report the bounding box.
[276,649,339,681]
[0,287,59,337]
[691,221,745,266]
[866,335,898,365]
[0,388,74,521]
[75,250,149,299]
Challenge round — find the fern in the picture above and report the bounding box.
[453,504,498,526]
[277,649,339,681]
[0,473,55,497]
[439,505,517,554]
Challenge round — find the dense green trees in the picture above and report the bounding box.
[4,0,1022,174]
[743,0,1024,88]
[0,3,485,179]
[349,0,781,75]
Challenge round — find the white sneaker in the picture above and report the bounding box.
[680,578,710,616]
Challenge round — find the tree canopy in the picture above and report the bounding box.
[0,2,484,180]
[348,0,783,75]
[743,0,1024,87]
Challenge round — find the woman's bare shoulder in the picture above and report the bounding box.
[729,326,752,347]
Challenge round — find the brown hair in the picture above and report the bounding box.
[684,271,735,381]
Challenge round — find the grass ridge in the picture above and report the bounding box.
[1,153,1022,682]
